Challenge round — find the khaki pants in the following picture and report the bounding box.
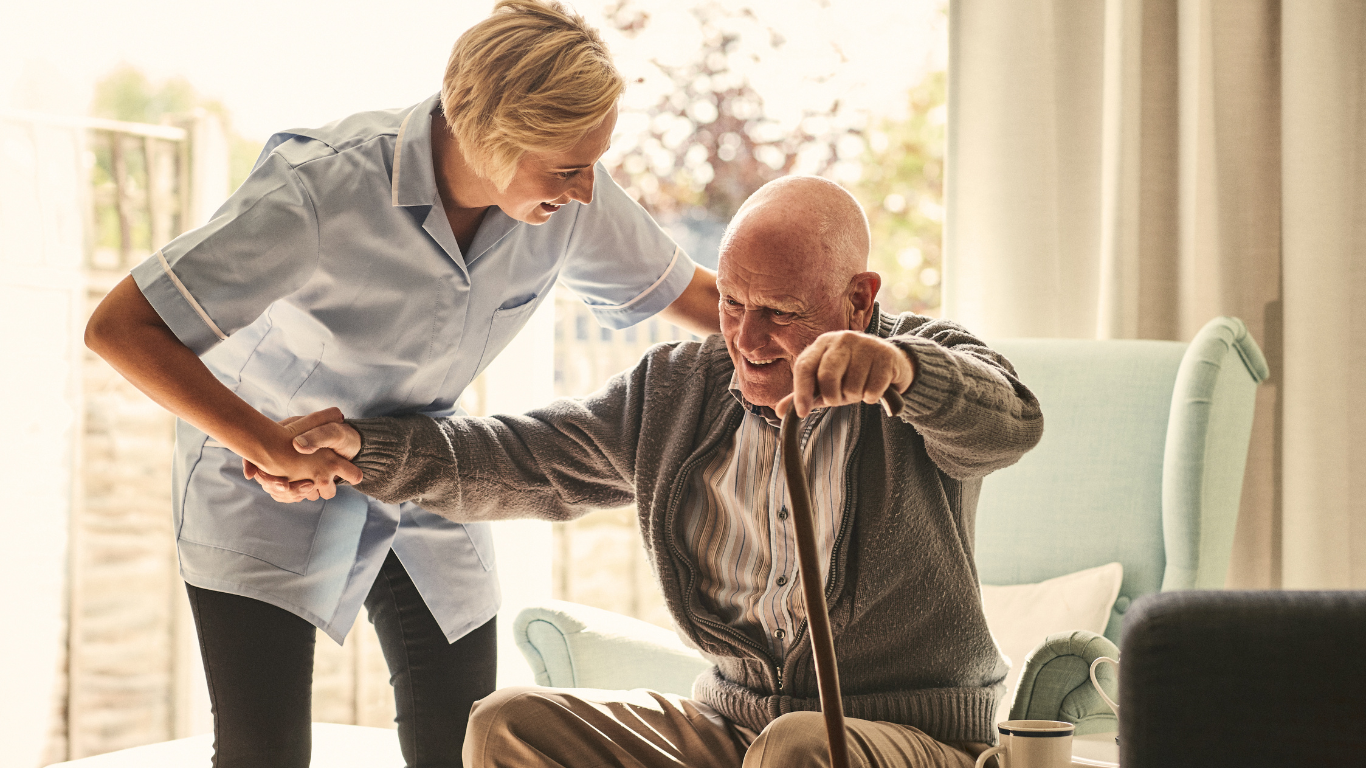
[463,686,990,768]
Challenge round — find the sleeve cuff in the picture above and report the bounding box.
[131,251,227,356]
[583,247,698,331]
[889,336,960,419]
[348,416,420,478]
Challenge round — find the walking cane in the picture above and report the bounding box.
[779,388,904,768]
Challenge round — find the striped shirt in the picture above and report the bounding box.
[682,374,856,659]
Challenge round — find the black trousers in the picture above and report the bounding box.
[186,550,497,768]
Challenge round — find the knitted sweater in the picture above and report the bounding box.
[349,310,1043,744]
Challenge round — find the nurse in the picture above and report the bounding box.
[83,1,721,766]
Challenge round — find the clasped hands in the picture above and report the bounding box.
[248,330,914,504]
[242,408,363,503]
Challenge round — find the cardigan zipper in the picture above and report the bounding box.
[662,408,783,690]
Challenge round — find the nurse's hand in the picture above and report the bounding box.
[243,408,362,502]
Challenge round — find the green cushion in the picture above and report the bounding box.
[977,339,1184,641]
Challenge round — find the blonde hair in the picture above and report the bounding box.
[442,0,623,191]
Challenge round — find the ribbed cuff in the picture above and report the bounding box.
[347,415,426,480]
[889,335,960,419]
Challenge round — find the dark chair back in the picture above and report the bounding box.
[1120,590,1366,767]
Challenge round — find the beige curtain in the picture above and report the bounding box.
[944,0,1366,589]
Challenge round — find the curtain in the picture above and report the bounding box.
[945,0,1366,589]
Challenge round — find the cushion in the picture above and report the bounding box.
[981,562,1123,720]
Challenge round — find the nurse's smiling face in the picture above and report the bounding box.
[494,104,618,225]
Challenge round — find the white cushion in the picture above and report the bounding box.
[981,561,1123,720]
[47,722,404,767]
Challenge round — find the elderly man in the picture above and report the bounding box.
[273,176,1043,767]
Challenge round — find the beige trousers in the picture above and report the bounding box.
[462,686,990,768]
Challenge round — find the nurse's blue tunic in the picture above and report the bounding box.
[131,93,695,642]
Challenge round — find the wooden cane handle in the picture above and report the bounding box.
[881,388,905,417]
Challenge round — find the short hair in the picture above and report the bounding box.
[442,0,623,191]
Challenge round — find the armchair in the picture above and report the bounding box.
[984,316,1267,731]
[515,317,1269,733]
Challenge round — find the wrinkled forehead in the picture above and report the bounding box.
[719,216,836,294]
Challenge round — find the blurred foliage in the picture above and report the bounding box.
[91,66,199,125]
[603,1,855,223]
[92,64,263,191]
[83,66,262,261]
[600,1,945,313]
[849,71,946,315]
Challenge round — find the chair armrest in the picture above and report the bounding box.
[1010,630,1119,735]
[513,600,713,697]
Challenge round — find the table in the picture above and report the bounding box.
[1071,731,1119,767]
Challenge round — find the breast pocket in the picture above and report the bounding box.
[233,324,326,420]
[472,294,544,378]
[177,445,327,575]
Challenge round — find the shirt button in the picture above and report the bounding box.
[776,575,788,587]
[778,508,789,521]
[774,628,786,640]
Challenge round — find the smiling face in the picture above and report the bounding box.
[492,104,618,225]
[717,179,877,407]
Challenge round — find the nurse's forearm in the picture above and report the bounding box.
[657,265,721,337]
[85,276,359,490]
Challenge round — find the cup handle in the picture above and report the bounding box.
[1089,656,1120,715]
[975,744,1006,768]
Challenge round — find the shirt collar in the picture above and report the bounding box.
[391,93,443,208]
[727,371,830,429]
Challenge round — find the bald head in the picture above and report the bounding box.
[716,176,882,407]
[720,176,871,296]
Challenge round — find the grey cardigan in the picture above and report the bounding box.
[349,310,1043,744]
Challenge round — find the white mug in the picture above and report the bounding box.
[973,720,1075,768]
[1088,656,1120,715]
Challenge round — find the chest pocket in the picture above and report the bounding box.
[472,294,545,379]
[233,318,326,420]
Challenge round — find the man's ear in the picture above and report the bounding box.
[846,271,881,330]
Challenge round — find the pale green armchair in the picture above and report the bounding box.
[514,317,1269,733]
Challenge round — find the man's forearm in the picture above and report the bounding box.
[889,329,1044,478]
[350,407,637,522]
